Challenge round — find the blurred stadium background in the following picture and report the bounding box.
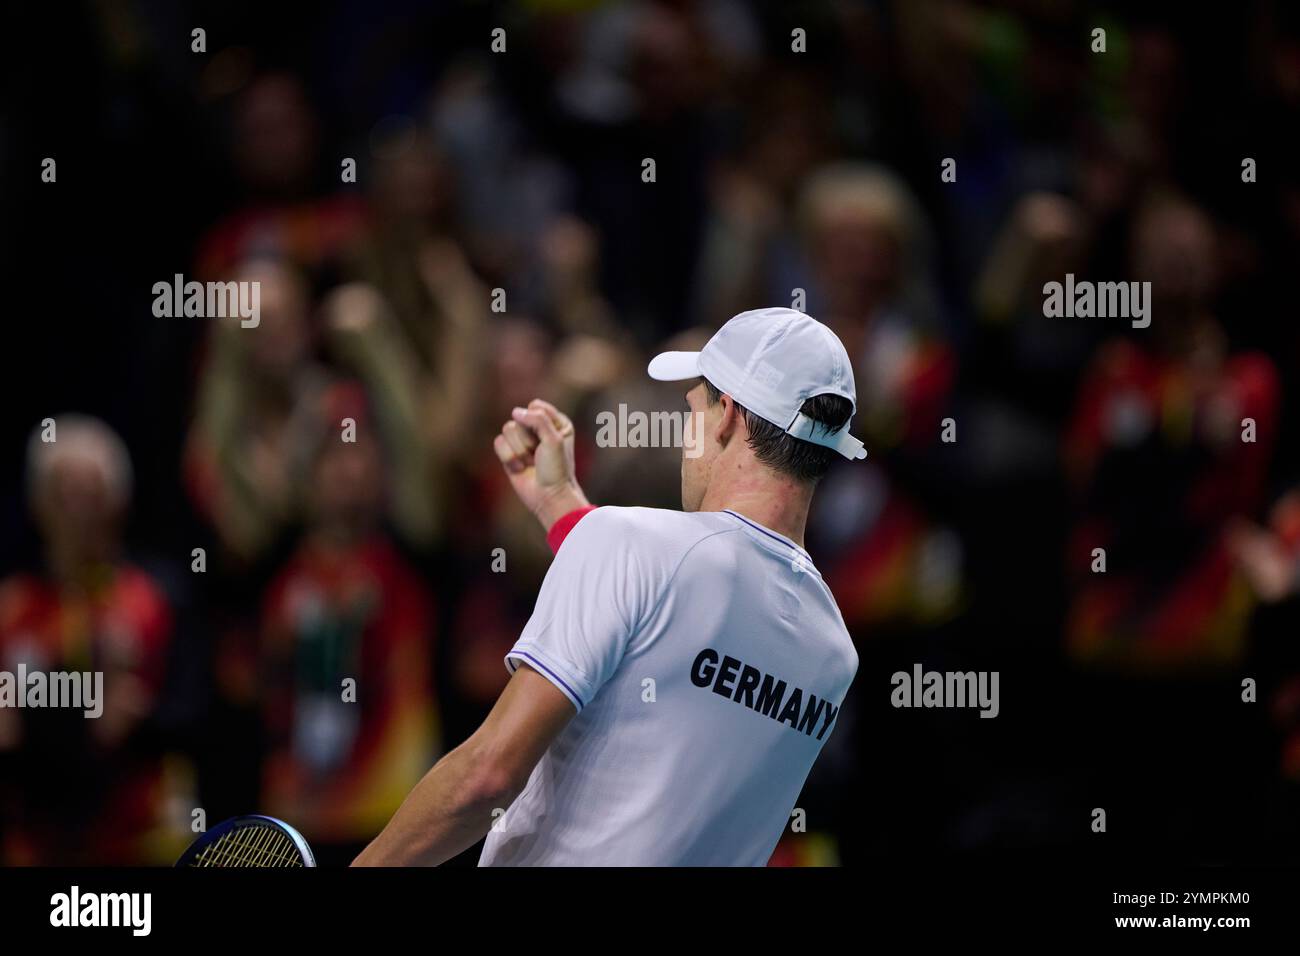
[4,0,1300,866]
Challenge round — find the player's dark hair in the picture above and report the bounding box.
[702,378,853,483]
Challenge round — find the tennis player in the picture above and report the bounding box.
[354,307,862,866]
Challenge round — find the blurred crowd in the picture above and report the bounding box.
[5,0,1300,865]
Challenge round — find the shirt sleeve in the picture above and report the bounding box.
[505,509,648,712]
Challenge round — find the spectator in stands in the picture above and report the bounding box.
[257,382,439,865]
[0,416,185,864]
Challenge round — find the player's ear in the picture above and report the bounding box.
[715,392,742,448]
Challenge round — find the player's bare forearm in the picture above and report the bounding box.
[352,666,575,867]
[351,739,515,867]
[533,479,590,530]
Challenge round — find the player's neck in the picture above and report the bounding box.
[700,472,812,549]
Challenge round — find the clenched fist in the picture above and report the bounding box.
[493,398,590,531]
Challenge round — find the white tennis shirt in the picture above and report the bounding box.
[478,506,859,866]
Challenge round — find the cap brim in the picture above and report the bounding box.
[647,350,702,382]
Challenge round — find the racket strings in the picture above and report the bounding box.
[189,824,306,867]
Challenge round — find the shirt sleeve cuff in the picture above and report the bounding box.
[504,645,589,712]
[546,504,598,554]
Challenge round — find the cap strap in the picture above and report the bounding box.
[785,412,868,461]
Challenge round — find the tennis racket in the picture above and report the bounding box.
[176,815,316,868]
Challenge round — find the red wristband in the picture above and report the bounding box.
[546,505,598,553]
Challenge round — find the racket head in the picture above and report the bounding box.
[176,815,316,868]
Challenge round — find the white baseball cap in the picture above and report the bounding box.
[647,307,867,460]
